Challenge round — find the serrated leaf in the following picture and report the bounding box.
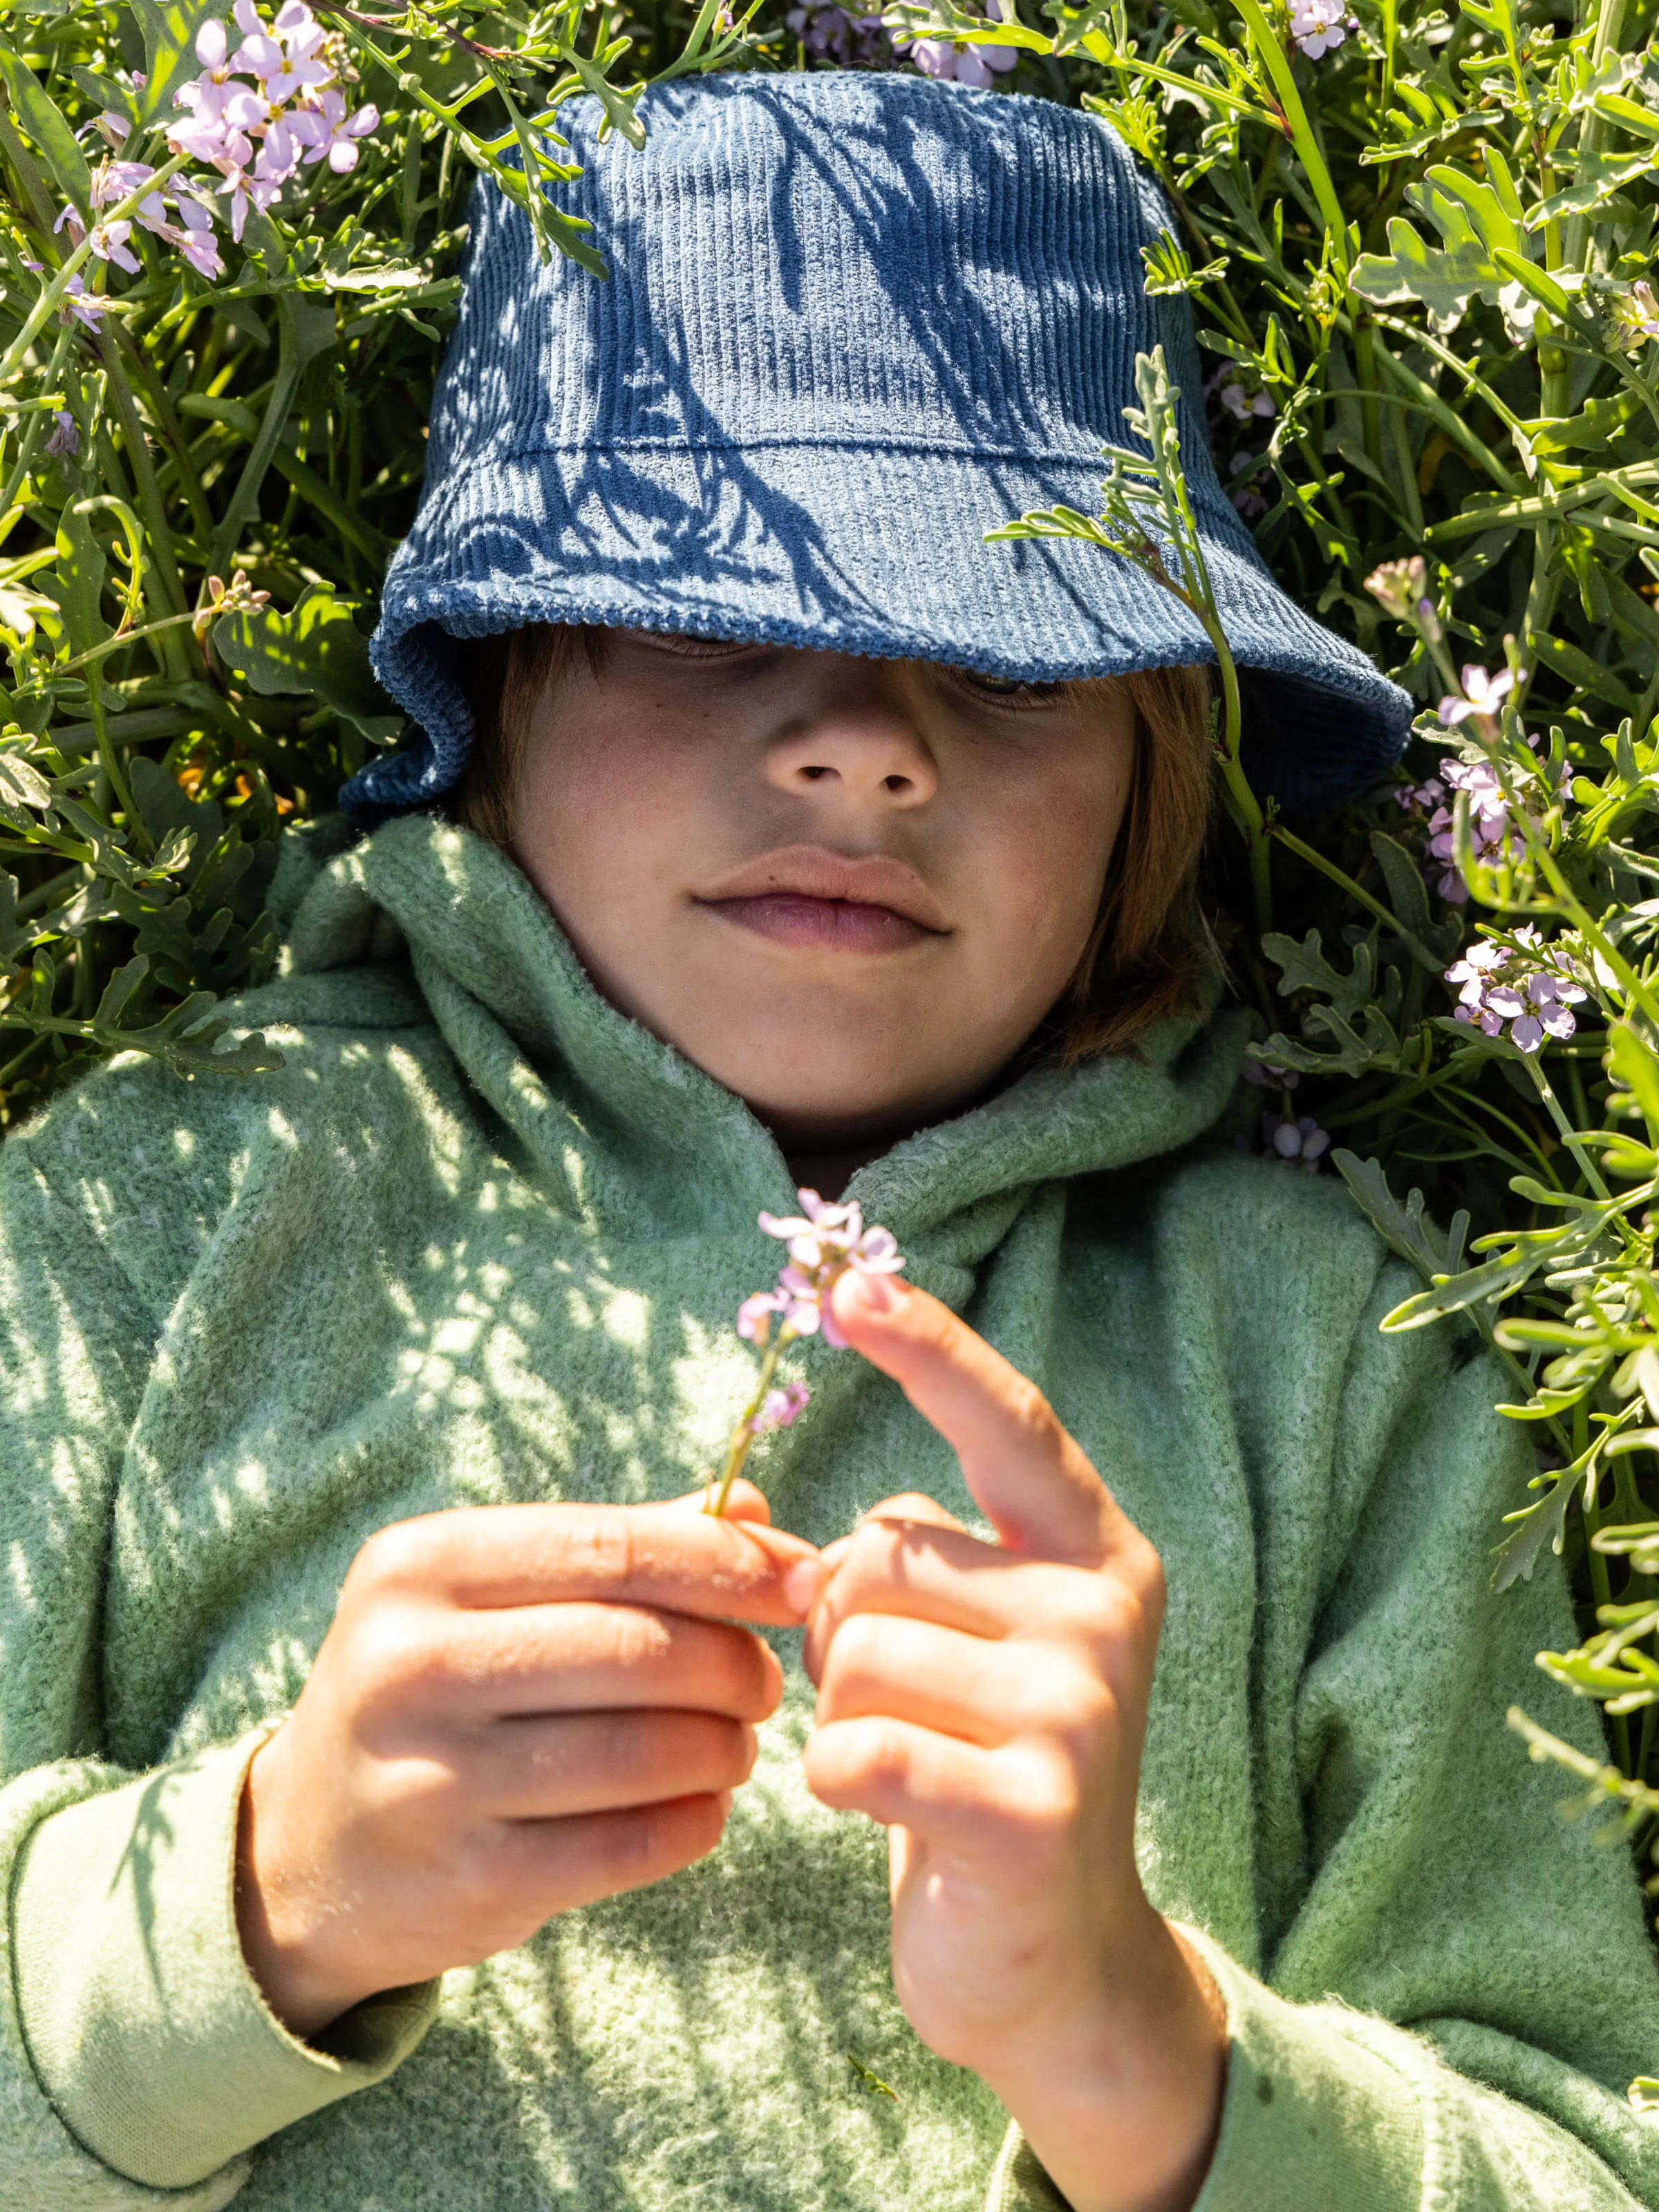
[1332,1150,1470,1282]
[214,582,402,742]
[1492,1465,1580,1588]
[51,504,109,657]
[1351,216,1494,333]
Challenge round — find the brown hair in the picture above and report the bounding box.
[457,625,1217,1061]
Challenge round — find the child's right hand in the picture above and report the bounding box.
[235,1483,818,2041]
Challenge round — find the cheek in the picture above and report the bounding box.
[980,743,1131,963]
[513,706,698,912]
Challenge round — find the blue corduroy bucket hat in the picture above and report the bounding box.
[348,69,1412,825]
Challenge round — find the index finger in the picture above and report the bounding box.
[361,1500,822,1627]
[828,1271,1138,1569]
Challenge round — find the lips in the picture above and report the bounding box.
[693,845,949,955]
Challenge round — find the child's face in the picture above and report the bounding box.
[509,632,1135,1152]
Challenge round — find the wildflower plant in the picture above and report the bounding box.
[3,0,1659,2086]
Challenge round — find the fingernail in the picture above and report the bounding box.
[782,1557,822,1618]
[845,1268,899,1315]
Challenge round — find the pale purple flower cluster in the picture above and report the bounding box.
[1264,1112,1331,1167]
[1241,1058,1301,1093]
[1290,0,1357,56]
[892,1,1018,84]
[739,1187,906,1350]
[785,4,888,60]
[1445,927,1588,1053]
[58,0,377,310]
[1421,754,1527,903]
[1397,669,1565,901]
[744,1380,810,1438]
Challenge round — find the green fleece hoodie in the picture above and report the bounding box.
[3,811,1658,2212]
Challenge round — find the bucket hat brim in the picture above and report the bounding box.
[353,74,1412,824]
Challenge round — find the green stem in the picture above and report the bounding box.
[1230,0,1351,278]
[1270,823,1447,969]
[707,1325,796,1517]
[207,294,301,581]
[88,675,150,859]
[1526,1056,1611,1201]
[55,604,202,675]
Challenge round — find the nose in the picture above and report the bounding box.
[764,693,938,809]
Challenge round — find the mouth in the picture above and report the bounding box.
[693,845,950,955]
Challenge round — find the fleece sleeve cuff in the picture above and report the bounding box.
[986,1923,1425,2212]
[11,1729,440,2191]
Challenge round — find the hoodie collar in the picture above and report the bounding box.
[283,814,1248,1267]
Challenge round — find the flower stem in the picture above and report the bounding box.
[707,1325,796,1518]
[1525,1054,1611,1202]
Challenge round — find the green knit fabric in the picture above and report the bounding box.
[3,812,1658,2211]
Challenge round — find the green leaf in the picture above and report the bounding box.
[1609,1022,1659,1147]
[1529,631,1640,714]
[0,872,30,971]
[1492,1465,1582,1589]
[0,48,91,211]
[1331,1151,1470,1283]
[1351,216,1494,333]
[1490,247,1579,324]
[129,0,223,132]
[213,583,402,744]
[1517,387,1644,456]
[51,503,109,656]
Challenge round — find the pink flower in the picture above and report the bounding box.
[749,1188,906,1349]
[293,87,379,173]
[59,275,108,330]
[1289,0,1356,55]
[88,219,141,274]
[166,196,225,278]
[1439,664,1517,726]
[747,1381,810,1436]
[1446,928,1588,1053]
[1219,382,1274,422]
[736,1289,787,1344]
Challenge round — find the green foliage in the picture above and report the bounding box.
[3,0,1659,2070]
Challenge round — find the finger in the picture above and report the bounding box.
[358,1499,821,1626]
[494,1792,731,1916]
[423,1604,782,1723]
[791,1493,967,1622]
[804,1714,1018,1848]
[830,1272,1135,1567]
[802,1515,1086,1681]
[816,1612,1108,1751]
[474,1709,758,1819]
[666,1479,771,1526]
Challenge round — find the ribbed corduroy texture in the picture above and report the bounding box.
[350,73,1413,824]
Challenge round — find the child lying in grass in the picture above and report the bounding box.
[3,66,1658,2212]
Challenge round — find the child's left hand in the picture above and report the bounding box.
[796,1269,1228,2212]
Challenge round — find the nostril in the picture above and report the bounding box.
[883,774,910,794]
[798,764,833,782]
